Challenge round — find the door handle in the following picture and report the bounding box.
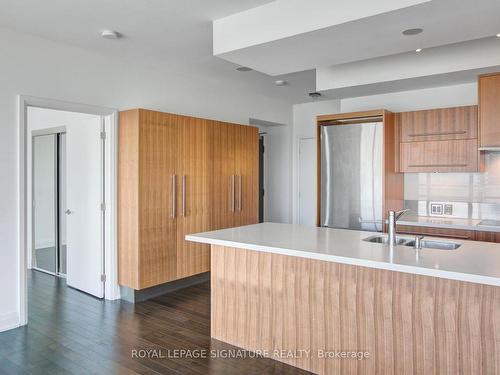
[408,164,467,168]
[171,174,176,219]
[65,209,73,215]
[231,175,235,212]
[182,175,186,217]
[408,130,467,137]
[237,175,242,212]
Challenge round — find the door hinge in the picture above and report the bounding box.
[101,274,106,282]
[100,131,106,140]
[101,202,106,211]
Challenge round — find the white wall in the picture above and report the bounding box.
[341,82,477,112]
[292,100,341,224]
[0,28,293,332]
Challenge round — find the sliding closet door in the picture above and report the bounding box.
[32,135,57,274]
[66,117,104,298]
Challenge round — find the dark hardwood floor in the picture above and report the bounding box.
[0,271,312,375]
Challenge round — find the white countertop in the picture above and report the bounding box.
[186,222,500,287]
[399,215,500,233]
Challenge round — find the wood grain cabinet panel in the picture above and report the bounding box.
[119,109,178,289]
[400,139,478,173]
[396,225,473,240]
[473,231,500,243]
[210,121,238,231]
[397,226,500,243]
[211,245,500,375]
[236,124,259,226]
[211,122,259,230]
[119,109,259,289]
[398,106,478,142]
[479,73,500,147]
[176,116,211,279]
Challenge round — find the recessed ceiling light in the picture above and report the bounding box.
[101,30,121,39]
[496,33,500,38]
[275,80,287,86]
[415,48,423,53]
[402,28,423,36]
[309,92,321,98]
[236,66,252,72]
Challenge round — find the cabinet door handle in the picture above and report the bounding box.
[408,164,467,168]
[171,174,176,219]
[238,175,242,212]
[230,175,235,212]
[182,175,186,217]
[408,130,467,137]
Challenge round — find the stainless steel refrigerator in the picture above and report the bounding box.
[319,122,383,232]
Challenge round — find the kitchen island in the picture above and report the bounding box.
[186,223,500,374]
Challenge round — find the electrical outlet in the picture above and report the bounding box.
[430,203,443,215]
[444,204,453,215]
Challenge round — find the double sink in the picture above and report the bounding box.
[363,235,461,250]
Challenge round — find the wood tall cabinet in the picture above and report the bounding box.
[118,109,259,290]
[210,122,259,230]
[479,73,500,148]
[175,116,212,279]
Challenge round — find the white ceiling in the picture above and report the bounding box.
[0,0,321,103]
[214,0,500,76]
[2,0,499,103]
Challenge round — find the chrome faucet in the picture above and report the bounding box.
[414,235,424,250]
[387,209,410,246]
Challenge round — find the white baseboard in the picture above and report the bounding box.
[0,311,20,332]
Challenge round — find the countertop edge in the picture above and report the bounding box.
[186,234,500,287]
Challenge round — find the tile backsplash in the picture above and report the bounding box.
[404,152,500,220]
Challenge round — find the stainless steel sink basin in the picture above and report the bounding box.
[404,239,461,250]
[363,235,412,246]
[363,235,461,250]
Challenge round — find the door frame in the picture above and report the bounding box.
[18,95,120,327]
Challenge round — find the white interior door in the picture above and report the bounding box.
[299,138,316,226]
[65,116,104,298]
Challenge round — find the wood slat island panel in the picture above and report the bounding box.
[211,245,500,375]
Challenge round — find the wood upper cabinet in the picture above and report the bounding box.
[479,73,500,147]
[396,105,479,173]
[400,139,478,173]
[119,109,259,289]
[398,106,477,142]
